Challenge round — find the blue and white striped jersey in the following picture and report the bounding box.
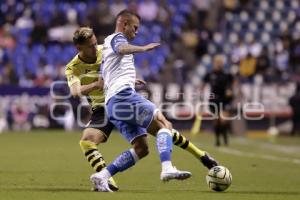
[101,32,136,103]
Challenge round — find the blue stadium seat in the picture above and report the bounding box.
[240,11,249,22]
[272,11,281,22]
[213,32,223,44]
[279,21,289,32]
[172,14,186,27]
[151,25,162,35]
[232,22,242,32]
[178,3,191,15]
[291,0,299,9]
[32,44,46,56]
[264,21,274,32]
[275,0,285,10]
[208,44,217,55]
[256,11,266,22]
[228,32,238,44]
[225,12,234,22]
[287,11,296,23]
[260,32,271,44]
[2,0,193,77]
[260,1,270,10]
[248,21,258,32]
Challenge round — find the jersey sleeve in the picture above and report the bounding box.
[111,33,128,54]
[65,66,80,87]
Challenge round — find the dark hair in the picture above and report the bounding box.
[116,9,141,21]
[73,27,94,45]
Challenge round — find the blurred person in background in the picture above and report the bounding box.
[247,35,262,58]
[84,0,114,43]
[137,0,158,22]
[0,24,16,49]
[30,18,48,45]
[224,0,239,13]
[48,7,79,43]
[231,39,248,64]
[274,38,290,81]
[256,46,270,80]
[11,104,31,131]
[156,0,172,27]
[110,0,127,17]
[239,52,257,82]
[15,8,34,30]
[0,109,8,133]
[202,55,234,146]
[289,83,300,136]
[290,35,300,72]
[32,104,50,129]
[1,62,19,85]
[127,0,138,13]
[192,0,210,29]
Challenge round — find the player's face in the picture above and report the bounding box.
[213,57,224,71]
[124,16,140,40]
[80,34,98,59]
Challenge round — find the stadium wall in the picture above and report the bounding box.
[0,82,295,132]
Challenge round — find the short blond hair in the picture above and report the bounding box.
[73,27,94,45]
[213,54,225,65]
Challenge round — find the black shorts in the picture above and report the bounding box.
[86,106,114,139]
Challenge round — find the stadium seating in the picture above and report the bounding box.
[0,0,192,81]
[1,0,299,83]
[196,0,299,73]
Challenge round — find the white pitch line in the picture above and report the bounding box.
[234,137,300,155]
[217,147,300,165]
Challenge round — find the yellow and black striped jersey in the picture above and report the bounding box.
[65,45,105,109]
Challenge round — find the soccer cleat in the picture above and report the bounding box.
[107,177,119,191]
[200,152,219,169]
[92,177,119,192]
[160,166,192,182]
[90,173,113,192]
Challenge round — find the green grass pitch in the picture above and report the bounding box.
[0,130,300,200]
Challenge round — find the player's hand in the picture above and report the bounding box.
[135,79,146,86]
[94,77,104,89]
[226,89,233,97]
[143,43,160,51]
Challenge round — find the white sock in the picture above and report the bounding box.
[161,161,173,172]
[129,148,139,162]
[98,168,111,180]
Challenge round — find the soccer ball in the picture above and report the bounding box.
[206,166,232,192]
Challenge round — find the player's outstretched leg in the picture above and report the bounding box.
[90,136,148,192]
[157,128,192,181]
[172,129,219,169]
[80,128,119,191]
[149,111,191,182]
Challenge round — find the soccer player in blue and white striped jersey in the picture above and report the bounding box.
[90,10,193,192]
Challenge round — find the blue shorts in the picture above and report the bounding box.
[106,88,157,143]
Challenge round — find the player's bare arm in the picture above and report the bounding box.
[117,43,160,55]
[135,79,146,86]
[69,78,103,97]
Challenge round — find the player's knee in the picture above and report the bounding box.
[137,147,149,158]
[160,120,172,130]
[133,144,149,159]
[165,121,172,130]
[81,128,107,144]
[154,112,172,130]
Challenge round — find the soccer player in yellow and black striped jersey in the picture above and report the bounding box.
[66,27,218,192]
[65,27,119,191]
